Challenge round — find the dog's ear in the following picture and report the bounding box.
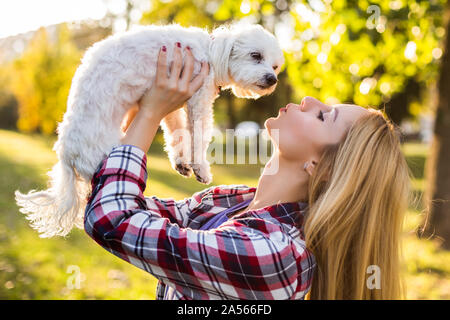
[209,25,236,85]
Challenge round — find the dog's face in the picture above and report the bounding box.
[228,25,285,99]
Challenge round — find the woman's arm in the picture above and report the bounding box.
[116,44,211,227]
[120,43,209,153]
[84,144,307,299]
[120,107,161,154]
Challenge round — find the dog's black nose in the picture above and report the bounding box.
[264,74,277,86]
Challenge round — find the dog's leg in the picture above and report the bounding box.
[186,88,216,184]
[160,106,193,177]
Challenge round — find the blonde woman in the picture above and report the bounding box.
[84,43,411,299]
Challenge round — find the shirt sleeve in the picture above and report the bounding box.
[143,189,214,228]
[86,144,213,228]
[84,144,304,300]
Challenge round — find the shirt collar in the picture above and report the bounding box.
[248,197,309,230]
[210,185,309,229]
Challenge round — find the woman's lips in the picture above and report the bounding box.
[279,102,301,114]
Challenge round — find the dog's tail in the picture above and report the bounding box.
[14,156,90,238]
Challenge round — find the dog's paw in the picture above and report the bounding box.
[191,163,212,184]
[175,162,193,177]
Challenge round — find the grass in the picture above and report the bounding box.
[0,129,449,299]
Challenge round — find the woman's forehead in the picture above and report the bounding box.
[334,103,363,109]
[334,104,368,113]
[334,104,369,124]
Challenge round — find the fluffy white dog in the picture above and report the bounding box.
[14,22,284,237]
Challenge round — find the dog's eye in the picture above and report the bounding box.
[273,65,278,70]
[250,52,262,61]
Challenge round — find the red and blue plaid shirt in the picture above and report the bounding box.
[84,144,316,300]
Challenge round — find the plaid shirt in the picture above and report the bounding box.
[84,144,316,300]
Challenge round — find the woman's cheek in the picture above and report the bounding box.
[284,117,314,157]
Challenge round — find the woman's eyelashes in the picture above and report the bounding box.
[318,110,325,121]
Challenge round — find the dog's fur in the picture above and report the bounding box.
[14,22,284,237]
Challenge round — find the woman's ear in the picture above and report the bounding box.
[304,160,317,176]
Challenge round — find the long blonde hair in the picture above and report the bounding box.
[304,108,412,299]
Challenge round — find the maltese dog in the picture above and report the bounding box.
[15,22,284,237]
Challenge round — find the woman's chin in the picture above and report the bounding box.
[264,117,275,130]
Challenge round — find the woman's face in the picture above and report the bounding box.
[264,96,369,162]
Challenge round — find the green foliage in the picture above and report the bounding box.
[2,0,443,135]
[141,0,217,28]
[140,0,445,125]
[285,0,445,116]
[8,24,81,135]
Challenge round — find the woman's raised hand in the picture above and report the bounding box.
[138,42,210,120]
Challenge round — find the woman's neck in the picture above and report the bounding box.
[246,152,309,211]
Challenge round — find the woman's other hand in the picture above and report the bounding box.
[139,42,210,121]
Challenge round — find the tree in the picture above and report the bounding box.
[138,0,445,126]
[285,0,444,124]
[9,24,81,134]
[423,0,450,249]
[101,0,150,32]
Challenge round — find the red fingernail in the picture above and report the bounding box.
[186,46,191,50]
[162,46,166,52]
[176,42,181,48]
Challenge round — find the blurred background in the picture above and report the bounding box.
[0,0,449,299]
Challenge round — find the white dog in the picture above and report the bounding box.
[14,22,284,237]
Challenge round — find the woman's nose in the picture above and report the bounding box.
[301,96,330,112]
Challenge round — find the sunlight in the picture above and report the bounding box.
[240,0,251,14]
[359,77,377,95]
[294,3,321,28]
[274,21,295,51]
[0,0,107,38]
[405,41,418,62]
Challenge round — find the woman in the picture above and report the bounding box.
[84,43,411,300]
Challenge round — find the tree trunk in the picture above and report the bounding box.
[423,1,450,249]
